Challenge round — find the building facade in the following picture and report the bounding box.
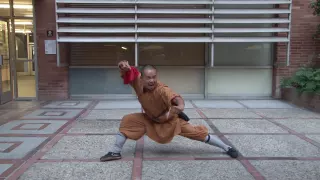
[0,0,319,102]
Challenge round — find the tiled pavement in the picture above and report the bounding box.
[0,100,319,180]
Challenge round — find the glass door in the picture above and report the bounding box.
[0,19,13,104]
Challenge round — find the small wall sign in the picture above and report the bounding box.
[47,30,54,37]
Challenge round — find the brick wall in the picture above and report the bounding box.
[35,0,69,100]
[273,0,320,98]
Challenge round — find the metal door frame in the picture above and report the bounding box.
[0,18,13,104]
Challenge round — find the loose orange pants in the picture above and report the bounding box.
[119,113,208,144]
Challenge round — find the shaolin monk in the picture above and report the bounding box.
[100,60,238,161]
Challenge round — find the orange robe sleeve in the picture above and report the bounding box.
[120,66,143,95]
[159,85,181,107]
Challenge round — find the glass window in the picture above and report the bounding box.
[214,43,273,66]
[14,0,33,17]
[0,0,10,16]
[70,43,135,66]
[139,43,205,66]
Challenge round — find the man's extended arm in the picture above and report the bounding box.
[118,60,142,95]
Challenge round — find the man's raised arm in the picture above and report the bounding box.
[118,60,142,95]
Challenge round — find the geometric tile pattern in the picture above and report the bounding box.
[3,100,320,180]
[0,137,47,159]
[0,164,12,175]
[22,109,83,119]
[0,120,68,134]
[43,101,91,109]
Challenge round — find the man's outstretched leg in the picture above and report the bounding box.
[204,134,238,158]
[100,113,147,162]
[100,132,127,161]
[179,119,238,158]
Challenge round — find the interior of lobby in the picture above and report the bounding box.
[0,0,35,100]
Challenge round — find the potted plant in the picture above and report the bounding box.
[280,67,320,112]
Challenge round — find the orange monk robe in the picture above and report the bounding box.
[119,66,208,144]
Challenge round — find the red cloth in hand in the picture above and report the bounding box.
[122,66,140,84]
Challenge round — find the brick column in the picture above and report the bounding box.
[34,0,69,100]
[273,0,320,98]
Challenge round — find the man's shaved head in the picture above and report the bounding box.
[141,65,157,77]
[140,65,158,91]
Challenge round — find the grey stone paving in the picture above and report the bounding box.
[42,135,136,159]
[238,100,294,109]
[142,160,254,180]
[18,162,133,180]
[211,119,287,133]
[252,108,320,119]
[225,135,320,157]
[143,136,227,158]
[201,109,262,118]
[250,160,320,180]
[275,119,320,133]
[306,135,320,144]
[94,100,141,109]
[193,100,245,108]
[83,109,141,120]
[68,120,120,134]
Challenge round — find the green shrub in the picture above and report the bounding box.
[280,67,320,94]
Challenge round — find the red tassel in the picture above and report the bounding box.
[123,66,140,84]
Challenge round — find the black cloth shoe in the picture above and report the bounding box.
[226,147,238,158]
[100,152,122,162]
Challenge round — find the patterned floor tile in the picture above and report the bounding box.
[0,137,47,159]
[22,109,83,120]
[0,120,68,134]
[43,101,91,109]
[0,164,12,175]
